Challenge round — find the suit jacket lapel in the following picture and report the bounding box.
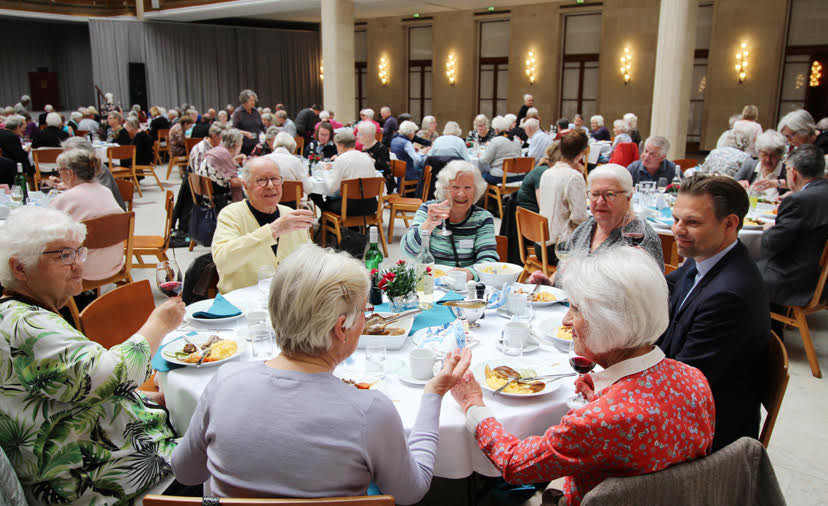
[673,242,744,319]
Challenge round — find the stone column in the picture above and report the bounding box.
[649,0,697,159]
[321,0,356,124]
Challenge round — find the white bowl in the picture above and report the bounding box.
[474,262,522,289]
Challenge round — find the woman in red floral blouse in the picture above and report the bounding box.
[451,247,716,506]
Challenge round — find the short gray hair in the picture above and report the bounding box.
[777,109,816,137]
[523,118,540,131]
[275,110,288,120]
[361,108,375,119]
[208,122,227,137]
[265,125,279,141]
[587,163,633,193]
[261,112,274,123]
[523,93,533,102]
[274,131,297,153]
[239,89,257,104]
[754,129,786,156]
[239,155,276,185]
[725,126,753,151]
[168,109,178,118]
[57,148,98,181]
[107,110,122,121]
[0,206,86,288]
[435,160,487,202]
[644,136,671,157]
[217,110,228,122]
[560,246,668,355]
[504,113,517,126]
[491,115,509,132]
[125,117,140,130]
[319,110,331,121]
[46,112,62,128]
[442,121,462,137]
[590,115,604,127]
[61,136,94,152]
[357,121,376,137]
[269,244,369,356]
[398,120,419,137]
[473,114,489,128]
[623,112,638,130]
[421,115,436,132]
[612,119,629,133]
[4,115,24,130]
[333,129,356,148]
[221,128,243,150]
[70,111,83,122]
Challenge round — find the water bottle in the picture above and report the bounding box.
[415,230,435,308]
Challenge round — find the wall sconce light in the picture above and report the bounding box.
[619,47,632,84]
[445,53,457,86]
[810,61,823,87]
[378,56,389,86]
[319,60,324,81]
[735,42,749,84]
[524,50,537,85]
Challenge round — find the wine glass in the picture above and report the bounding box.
[156,260,183,297]
[657,177,669,193]
[434,200,453,237]
[622,215,646,247]
[565,339,596,410]
[10,186,23,204]
[554,237,574,265]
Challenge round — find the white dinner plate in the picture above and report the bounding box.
[473,359,567,398]
[161,332,242,367]
[510,283,568,306]
[535,318,571,352]
[186,299,245,324]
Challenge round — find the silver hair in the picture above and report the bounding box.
[169,109,179,119]
[726,126,753,151]
[442,121,462,137]
[221,128,243,150]
[728,113,741,128]
[590,115,604,127]
[70,111,83,122]
[435,160,487,202]
[421,115,436,132]
[217,110,228,122]
[560,246,669,355]
[85,106,97,116]
[319,110,331,121]
[56,148,98,181]
[0,206,86,288]
[491,115,510,132]
[613,119,630,133]
[61,136,94,152]
[275,110,288,120]
[45,112,62,128]
[265,125,279,140]
[523,118,540,131]
[44,104,54,113]
[504,113,517,126]
[4,115,25,130]
[644,136,671,157]
[525,107,539,118]
[523,93,533,102]
[239,89,257,104]
[361,108,375,119]
[816,117,828,131]
[274,131,297,153]
[208,122,227,137]
[380,106,391,114]
[398,120,419,137]
[623,112,638,130]
[268,244,369,356]
[754,130,787,156]
[333,129,356,148]
[107,111,122,121]
[261,112,274,123]
[125,117,140,130]
[777,109,816,137]
[473,114,489,128]
[587,163,634,193]
[104,92,114,103]
[357,121,377,137]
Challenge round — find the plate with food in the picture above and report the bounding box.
[161,333,241,367]
[358,312,415,350]
[473,262,522,289]
[474,360,566,398]
[511,283,568,306]
[742,216,766,230]
[430,265,450,279]
[338,375,384,391]
[534,318,573,352]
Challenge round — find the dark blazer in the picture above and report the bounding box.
[757,177,828,306]
[191,121,211,139]
[0,156,16,186]
[31,126,69,148]
[0,129,33,174]
[149,116,171,141]
[658,241,770,452]
[116,129,154,166]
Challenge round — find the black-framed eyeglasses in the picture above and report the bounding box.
[587,190,627,202]
[255,176,283,187]
[42,246,87,265]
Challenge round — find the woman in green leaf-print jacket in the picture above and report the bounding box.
[0,206,186,505]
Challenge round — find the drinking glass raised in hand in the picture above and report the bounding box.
[565,339,595,409]
[434,200,453,237]
[156,260,183,297]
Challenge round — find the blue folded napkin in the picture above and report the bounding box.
[151,332,197,372]
[372,292,464,334]
[192,294,242,319]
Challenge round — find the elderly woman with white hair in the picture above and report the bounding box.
[429,121,471,161]
[418,115,439,143]
[529,164,663,286]
[698,126,753,178]
[607,118,632,159]
[777,108,828,153]
[173,244,472,502]
[451,246,715,506]
[478,115,524,184]
[735,129,789,199]
[623,112,641,144]
[0,206,186,505]
[202,128,246,190]
[32,111,69,148]
[588,115,610,141]
[468,114,495,144]
[212,156,313,293]
[264,129,312,197]
[390,120,429,182]
[357,120,393,191]
[401,161,498,281]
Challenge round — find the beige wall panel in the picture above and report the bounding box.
[431,12,477,132]
[364,17,406,117]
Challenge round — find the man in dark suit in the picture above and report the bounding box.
[757,144,828,312]
[658,175,770,452]
[0,115,34,175]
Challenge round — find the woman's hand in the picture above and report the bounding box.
[138,297,187,353]
[751,178,777,192]
[450,267,474,282]
[450,369,485,413]
[233,154,248,166]
[424,348,472,396]
[527,270,553,286]
[574,373,596,401]
[738,180,750,190]
[242,131,255,139]
[422,199,451,233]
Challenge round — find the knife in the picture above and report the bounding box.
[196,346,212,367]
[493,372,576,395]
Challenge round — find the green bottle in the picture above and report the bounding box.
[364,226,383,271]
[14,163,28,205]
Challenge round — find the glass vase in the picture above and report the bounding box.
[389,292,419,313]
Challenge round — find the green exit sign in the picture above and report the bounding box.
[488,6,495,11]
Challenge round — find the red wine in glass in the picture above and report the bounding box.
[159,281,183,297]
[569,356,596,374]
[623,232,645,246]
[156,260,182,297]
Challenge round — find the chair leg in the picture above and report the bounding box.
[795,309,822,378]
[388,206,397,241]
[377,221,389,257]
[495,190,503,219]
[151,167,164,191]
[166,157,176,179]
[188,239,195,251]
[321,217,329,246]
[518,268,529,283]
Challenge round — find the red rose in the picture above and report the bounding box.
[387,272,396,280]
[425,266,432,274]
[397,259,406,265]
[378,279,387,289]
[370,268,378,276]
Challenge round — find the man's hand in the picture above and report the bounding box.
[270,209,315,239]
[242,131,255,139]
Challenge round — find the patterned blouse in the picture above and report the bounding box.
[0,298,177,505]
[473,357,715,506]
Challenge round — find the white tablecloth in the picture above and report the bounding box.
[587,141,612,164]
[159,285,574,479]
[27,144,118,172]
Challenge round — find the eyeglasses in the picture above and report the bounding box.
[42,246,87,265]
[254,176,283,187]
[587,190,627,202]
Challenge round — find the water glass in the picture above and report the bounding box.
[365,343,387,374]
[257,265,275,298]
[249,322,275,358]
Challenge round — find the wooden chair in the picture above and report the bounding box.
[374,131,383,142]
[132,190,174,269]
[390,159,418,197]
[166,137,189,179]
[496,234,508,262]
[320,177,388,256]
[144,495,395,505]
[484,157,535,218]
[386,165,432,241]
[760,331,789,448]
[515,207,554,282]
[76,129,89,138]
[116,178,134,211]
[183,137,202,171]
[135,159,165,192]
[770,240,828,378]
[108,145,142,197]
[657,231,683,274]
[31,147,62,189]
[187,172,215,251]
[66,212,136,327]
[280,180,304,207]
[154,128,170,166]
[293,135,305,155]
[673,158,698,174]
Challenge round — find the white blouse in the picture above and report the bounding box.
[537,162,589,244]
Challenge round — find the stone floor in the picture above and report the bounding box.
[128,166,827,505]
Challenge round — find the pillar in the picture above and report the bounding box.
[321,0,356,124]
[649,0,697,159]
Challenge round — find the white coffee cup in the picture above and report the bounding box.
[409,348,437,380]
[503,321,530,348]
[448,270,467,291]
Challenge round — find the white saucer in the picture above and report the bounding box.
[398,369,432,386]
[496,335,541,354]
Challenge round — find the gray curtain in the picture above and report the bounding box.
[89,19,322,116]
[0,19,93,110]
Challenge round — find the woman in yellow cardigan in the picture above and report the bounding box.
[212,157,314,293]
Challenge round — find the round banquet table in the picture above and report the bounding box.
[158,284,575,479]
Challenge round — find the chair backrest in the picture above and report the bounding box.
[76,129,89,137]
[374,131,383,142]
[188,173,215,206]
[32,147,62,164]
[339,177,384,221]
[79,280,155,349]
[390,159,407,179]
[83,211,134,249]
[673,158,697,173]
[115,179,134,211]
[496,234,508,262]
[515,206,549,245]
[420,165,433,201]
[657,231,683,274]
[806,240,828,309]
[184,137,202,158]
[159,128,171,143]
[293,135,305,155]
[760,331,789,448]
[280,180,303,205]
[108,144,136,167]
[144,496,395,506]
[502,157,536,175]
[161,190,175,249]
